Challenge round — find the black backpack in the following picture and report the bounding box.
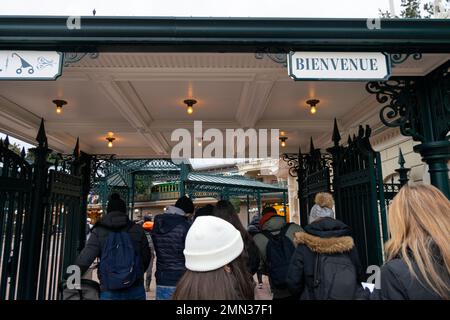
[262,223,295,289]
[309,253,358,300]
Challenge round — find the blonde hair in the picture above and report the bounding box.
[385,184,450,299]
[314,192,334,209]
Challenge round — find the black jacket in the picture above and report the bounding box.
[286,218,363,299]
[151,213,191,286]
[370,257,448,300]
[75,211,151,291]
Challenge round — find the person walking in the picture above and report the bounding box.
[142,216,156,292]
[286,192,364,300]
[370,184,450,300]
[213,200,260,276]
[172,215,255,300]
[75,193,150,300]
[247,214,264,289]
[151,196,193,300]
[253,206,303,299]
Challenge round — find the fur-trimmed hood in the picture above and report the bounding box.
[294,231,354,254]
[294,217,354,254]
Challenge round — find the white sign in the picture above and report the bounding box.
[0,51,63,80]
[288,52,391,81]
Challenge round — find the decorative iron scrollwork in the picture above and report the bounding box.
[63,52,100,67]
[389,53,422,66]
[255,50,288,67]
[366,79,425,142]
[282,153,300,177]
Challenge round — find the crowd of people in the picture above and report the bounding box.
[74,183,450,300]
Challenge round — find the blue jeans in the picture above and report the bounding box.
[100,283,146,300]
[155,285,176,300]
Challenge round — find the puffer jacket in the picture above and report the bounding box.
[151,210,191,286]
[286,217,363,299]
[253,215,303,299]
[75,211,151,291]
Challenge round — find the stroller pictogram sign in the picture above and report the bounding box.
[0,51,63,80]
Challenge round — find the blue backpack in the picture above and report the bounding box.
[99,224,142,291]
[262,223,295,289]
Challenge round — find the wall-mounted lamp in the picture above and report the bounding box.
[53,99,67,114]
[106,132,115,148]
[306,99,320,115]
[184,99,197,115]
[279,137,288,147]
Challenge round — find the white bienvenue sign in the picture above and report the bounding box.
[288,52,391,81]
[0,51,63,80]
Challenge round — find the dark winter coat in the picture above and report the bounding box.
[75,211,151,291]
[370,255,449,300]
[286,218,363,299]
[151,213,191,286]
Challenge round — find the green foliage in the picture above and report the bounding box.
[229,197,241,213]
[134,175,152,197]
[379,0,434,18]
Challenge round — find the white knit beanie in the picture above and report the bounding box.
[184,216,244,272]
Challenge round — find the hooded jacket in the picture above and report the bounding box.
[151,209,192,286]
[253,215,303,299]
[286,217,363,299]
[75,211,151,291]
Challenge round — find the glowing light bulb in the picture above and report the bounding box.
[187,105,194,114]
[310,106,317,114]
[56,106,62,114]
[108,141,113,148]
[281,141,286,147]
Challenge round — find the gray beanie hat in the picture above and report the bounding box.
[309,204,335,224]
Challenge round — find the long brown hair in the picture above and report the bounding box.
[385,184,450,299]
[213,200,254,250]
[172,253,255,300]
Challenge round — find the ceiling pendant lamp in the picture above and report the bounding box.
[53,99,67,114]
[306,99,320,115]
[106,132,115,148]
[184,99,197,115]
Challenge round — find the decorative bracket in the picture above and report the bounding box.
[63,52,100,67]
[389,53,422,67]
[255,50,288,67]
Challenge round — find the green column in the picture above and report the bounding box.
[256,192,262,217]
[414,141,450,199]
[179,162,188,197]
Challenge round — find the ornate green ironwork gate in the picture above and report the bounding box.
[0,120,87,300]
[0,137,32,300]
[329,125,388,267]
[284,120,411,268]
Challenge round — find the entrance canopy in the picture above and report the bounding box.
[0,51,448,157]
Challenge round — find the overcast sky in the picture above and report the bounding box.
[1,0,414,18]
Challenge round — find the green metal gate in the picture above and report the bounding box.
[0,120,87,300]
[284,120,408,268]
[329,125,388,267]
[0,137,32,300]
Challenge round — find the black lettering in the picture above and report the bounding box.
[349,58,358,70]
[340,58,349,70]
[370,58,378,70]
[296,58,305,70]
[320,58,329,70]
[360,59,369,70]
